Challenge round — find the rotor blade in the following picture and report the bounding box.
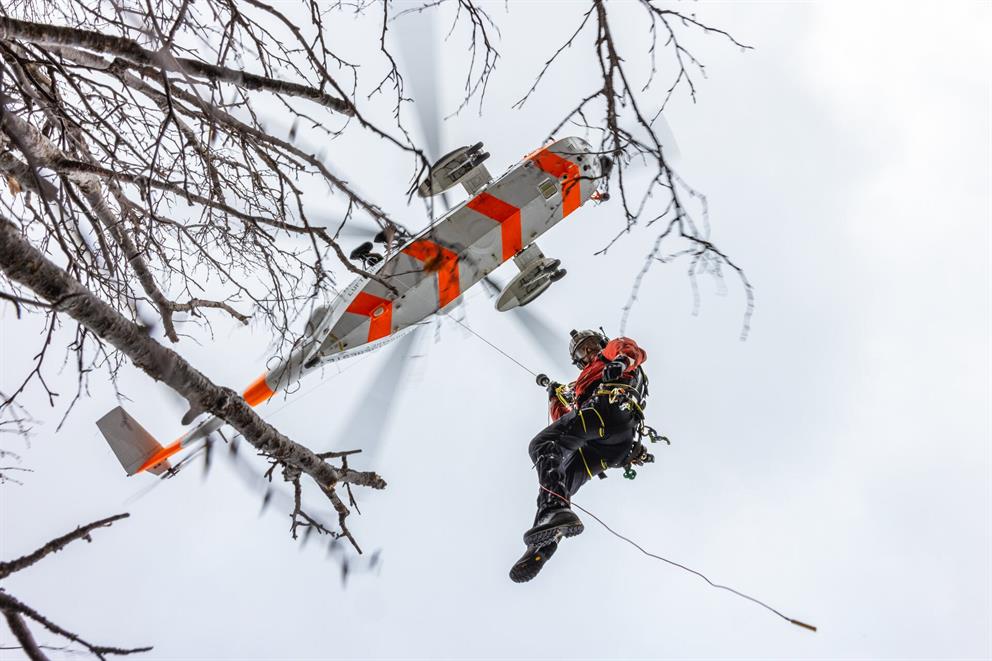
[391,8,452,217]
[222,436,342,530]
[480,276,501,298]
[122,465,178,505]
[309,199,412,236]
[122,440,205,505]
[483,275,572,377]
[436,191,452,215]
[621,113,680,171]
[333,325,424,462]
[262,111,419,234]
[509,306,573,377]
[319,217,379,241]
[392,10,442,163]
[654,112,681,165]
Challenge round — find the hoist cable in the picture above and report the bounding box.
[452,322,815,632]
[451,316,538,377]
[540,485,816,632]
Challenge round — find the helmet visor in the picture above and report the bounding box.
[571,335,602,367]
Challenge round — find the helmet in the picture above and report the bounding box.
[569,329,607,367]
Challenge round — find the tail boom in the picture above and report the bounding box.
[97,407,176,476]
[98,407,225,476]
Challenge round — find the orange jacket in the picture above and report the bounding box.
[550,337,648,420]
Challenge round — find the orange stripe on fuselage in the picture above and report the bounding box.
[137,439,182,474]
[402,240,461,308]
[137,373,273,474]
[345,291,393,342]
[243,373,275,406]
[530,148,581,217]
[138,370,276,474]
[467,193,522,262]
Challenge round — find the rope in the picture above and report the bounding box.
[451,317,537,377]
[539,485,817,633]
[452,314,814,631]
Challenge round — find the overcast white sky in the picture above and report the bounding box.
[1,1,990,659]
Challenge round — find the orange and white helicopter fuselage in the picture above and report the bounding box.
[98,137,603,476]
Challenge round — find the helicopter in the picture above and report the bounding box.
[97,134,608,477]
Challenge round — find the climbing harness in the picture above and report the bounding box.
[587,377,670,481]
[537,365,668,483]
[553,383,571,411]
[457,319,816,634]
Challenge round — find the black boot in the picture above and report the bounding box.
[525,448,585,546]
[509,540,559,583]
[523,507,583,546]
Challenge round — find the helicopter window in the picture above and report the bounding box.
[537,178,558,200]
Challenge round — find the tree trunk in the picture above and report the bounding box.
[0,214,385,493]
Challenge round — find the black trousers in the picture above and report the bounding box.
[527,397,638,519]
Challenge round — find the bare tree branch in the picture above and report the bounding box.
[0,214,385,546]
[0,513,128,580]
[0,513,150,659]
[0,592,151,659]
[0,17,355,115]
[518,0,753,337]
[2,609,49,661]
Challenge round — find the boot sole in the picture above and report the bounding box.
[509,560,542,583]
[509,546,557,583]
[522,521,584,547]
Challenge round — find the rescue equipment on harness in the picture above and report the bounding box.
[457,320,816,633]
[602,358,628,382]
[537,367,668,482]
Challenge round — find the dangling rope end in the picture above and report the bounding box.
[538,486,817,634]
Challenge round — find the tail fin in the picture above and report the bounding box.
[97,407,173,476]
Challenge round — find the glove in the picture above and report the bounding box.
[602,358,628,382]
